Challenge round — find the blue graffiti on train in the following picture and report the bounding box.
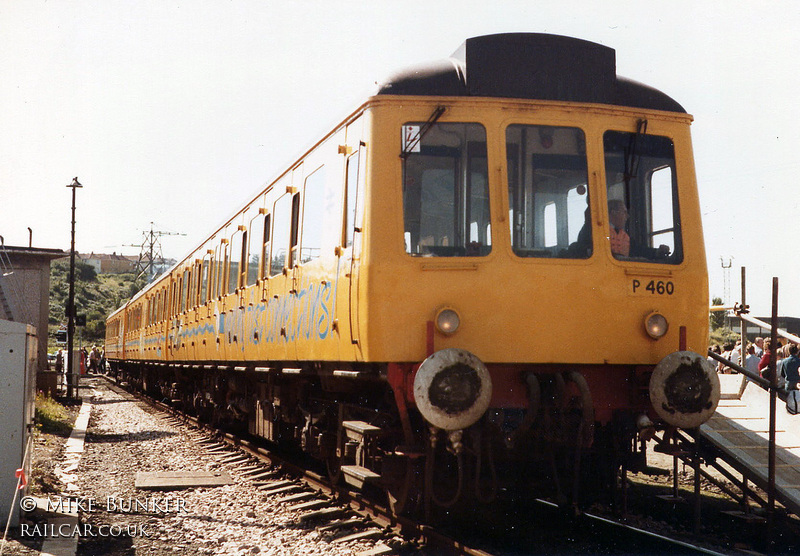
[257,280,333,345]
[162,280,334,353]
[208,280,333,351]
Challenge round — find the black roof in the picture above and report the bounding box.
[378,33,685,113]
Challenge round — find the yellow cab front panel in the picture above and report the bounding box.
[356,97,708,417]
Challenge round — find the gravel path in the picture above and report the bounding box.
[70,376,380,556]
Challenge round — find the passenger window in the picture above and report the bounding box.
[200,257,210,303]
[402,122,491,257]
[604,130,682,264]
[229,231,243,294]
[212,244,223,298]
[220,243,230,294]
[270,195,291,276]
[247,213,265,286]
[180,271,189,312]
[261,214,271,278]
[290,193,300,267]
[345,153,361,248]
[188,264,197,307]
[506,125,591,259]
[300,168,326,263]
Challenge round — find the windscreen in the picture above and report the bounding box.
[604,130,682,264]
[402,122,491,257]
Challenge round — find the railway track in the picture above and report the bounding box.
[107,375,736,556]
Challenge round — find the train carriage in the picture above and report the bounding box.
[107,33,718,512]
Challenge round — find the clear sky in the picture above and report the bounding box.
[2,1,799,316]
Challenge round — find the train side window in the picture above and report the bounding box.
[212,243,224,298]
[345,152,361,248]
[247,213,265,286]
[220,242,230,295]
[229,231,244,294]
[603,130,682,264]
[300,167,326,264]
[181,269,190,312]
[506,125,591,259]
[270,194,291,276]
[402,122,491,257]
[168,282,174,317]
[194,261,203,307]
[189,264,198,308]
[200,256,210,303]
[261,214,271,279]
[290,193,300,267]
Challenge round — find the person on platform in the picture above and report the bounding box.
[754,337,765,357]
[783,344,800,391]
[744,344,761,376]
[89,345,99,373]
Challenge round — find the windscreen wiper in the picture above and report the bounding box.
[400,106,447,159]
[623,118,648,189]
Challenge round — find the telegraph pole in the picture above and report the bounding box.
[66,177,82,399]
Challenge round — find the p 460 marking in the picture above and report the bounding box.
[631,279,675,296]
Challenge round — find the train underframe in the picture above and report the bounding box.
[109,359,661,516]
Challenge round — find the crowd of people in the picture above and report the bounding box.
[709,336,800,391]
[53,345,106,375]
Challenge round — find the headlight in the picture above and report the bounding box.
[435,308,460,335]
[644,311,669,339]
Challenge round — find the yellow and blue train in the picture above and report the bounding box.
[106,33,718,512]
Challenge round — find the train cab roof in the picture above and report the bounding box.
[377,33,685,114]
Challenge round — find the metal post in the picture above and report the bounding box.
[694,447,701,535]
[672,452,679,498]
[767,277,778,551]
[66,177,82,399]
[741,267,748,360]
[740,267,750,513]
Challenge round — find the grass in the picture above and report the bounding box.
[35,392,73,435]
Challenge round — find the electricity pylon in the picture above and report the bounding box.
[133,223,184,282]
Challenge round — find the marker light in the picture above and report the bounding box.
[645,312,669,339]
[435,308,460,335]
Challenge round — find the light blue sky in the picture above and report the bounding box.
[2,1,798,316]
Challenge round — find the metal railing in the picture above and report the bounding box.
[707,275,784,551]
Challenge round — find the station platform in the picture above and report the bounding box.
[699,374,800,516]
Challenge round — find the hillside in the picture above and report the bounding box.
[48,260,145,350]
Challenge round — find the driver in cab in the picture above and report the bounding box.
[608,199,670,260]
